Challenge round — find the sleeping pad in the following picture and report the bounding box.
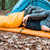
[0,11,50,38]
[0,27,50,38]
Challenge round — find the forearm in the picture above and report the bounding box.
[28,11,48,20]
[32,9,46,13]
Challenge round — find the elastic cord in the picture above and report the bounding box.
[20,28,24,33]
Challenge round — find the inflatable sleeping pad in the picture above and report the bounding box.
[0,27,50,38]
[6,0,50,16]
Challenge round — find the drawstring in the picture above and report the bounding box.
[20,28,24,33]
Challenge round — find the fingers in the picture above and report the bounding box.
[22,19,27,27]
[23,15,29,23]
[23,18,27,24]
[22,17,28,26]
[22,23,26,27]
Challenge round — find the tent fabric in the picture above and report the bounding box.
[6,0,50,16]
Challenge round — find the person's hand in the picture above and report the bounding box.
[22,15,29,26]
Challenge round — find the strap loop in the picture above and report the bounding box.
[20,28,24,33]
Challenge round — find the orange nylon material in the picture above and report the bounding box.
[0,27,50,38]
[0,11,24,27]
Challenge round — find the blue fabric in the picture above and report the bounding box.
[6,0,50,16]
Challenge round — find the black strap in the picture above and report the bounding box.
[20,28,24,33]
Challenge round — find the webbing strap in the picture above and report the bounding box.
[20,28,24,33]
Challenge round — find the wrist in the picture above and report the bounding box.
[26,15,30,18]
